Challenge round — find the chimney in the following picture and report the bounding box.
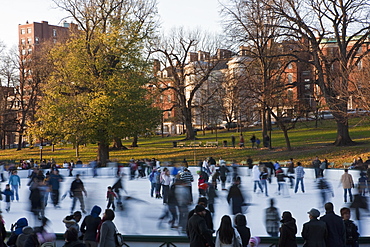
[217,49,232,59]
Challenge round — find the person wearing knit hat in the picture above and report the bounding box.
[249,236,260,246]
[187,204,214,247]
[302,208,327,246]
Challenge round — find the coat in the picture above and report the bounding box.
[215,229,242,247]
[98,220,116,247]
[227,184,244,215]
[186,214,214,247]
[320,211,346,247]
[279,218,297,247]
[81,207,102,242]
[341,173,354,189]
[302,218,327,247]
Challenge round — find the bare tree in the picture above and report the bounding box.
[151,28,227,140]
[264,0,370,146]
[222,0,302,149]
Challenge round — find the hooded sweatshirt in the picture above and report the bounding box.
[7,218,28,246]
[81,205,102,242]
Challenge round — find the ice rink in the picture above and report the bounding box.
[1,166,369,240]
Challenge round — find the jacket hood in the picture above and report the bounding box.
[282,218,297,235]
[22,226,34,235]
[15,218,28,235]
[91,205,102,218]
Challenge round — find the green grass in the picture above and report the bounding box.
[1,118,370,167]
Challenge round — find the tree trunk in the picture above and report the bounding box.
[52,144,55,152]
[98,142,109,166]
[131,134,138,147]
[75,143,79,157]
[183,108,195,140]
[16,133,23,151]
[113,137,123,149]
[334,118,354,146]
[281,126,292,151]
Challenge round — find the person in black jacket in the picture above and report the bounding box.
[188,197,214,232]
[186,205,214,247]
[63,228,85,247]
[227,177,245,215]
[278,211,297,247]
[320,202,346,247]
[340,207,359,247]
[234,213,251,247]
[0,214,6,247]
[302,208,327,247]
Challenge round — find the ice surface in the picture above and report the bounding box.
[1,167,369,238]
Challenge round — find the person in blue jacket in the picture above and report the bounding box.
[8,170,21,201]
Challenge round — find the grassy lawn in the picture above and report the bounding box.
[1,118,370,167]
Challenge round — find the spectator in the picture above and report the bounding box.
[239,134,245,148]
[340,207,359,247]
[62,228,85,247]
[186,205,214,247]
[249,134,256,148]
[188,198,213,233]
[7,217,28,246]
[286,158,295,188]
[320,202,346,247]
[81,205,101,247]
[278,211,297,247]
[340,169,354,203]
[249,236,260,247]
[0,213,6,247]
[98,209,117,247]
[16,226,33,247]
[302,208,327,247]
[234,213,251,247]
[215,215,242,247]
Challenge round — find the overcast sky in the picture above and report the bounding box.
[0,0,223,49]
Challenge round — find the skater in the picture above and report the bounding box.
[317,176,334,207]
[2,184,13,212]
[260,167,269,197]
[252,163,263,193]
[264,198,280,237]
[106,186,117,211]
[294,162,305,193]
[312,156,321,180]
[219,163,229,190]
[70,174,87,214]
[8,170,21,201]
[340,169,354,203]
[112,175,126,210]
[149,168,158,198]
[48,169,63,208]
[227,177,245,215]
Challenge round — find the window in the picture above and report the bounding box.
[28,48,32,54]
[21,39,26,45]
[27,38,32,44]
[160,95,163,103]
[53,29,57,37]
[357,60,362,70]
[21,29,26,34]
[167,95,171,103]
[287,63,293,69]
[35,37,39,44]
[168,111,171,118]
[305,84,310,90]
[21,50,26,55]
[287,74,293,84]
[304,79,310,82]
[27,28,32,34]
[302,71,310,76]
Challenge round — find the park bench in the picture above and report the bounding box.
[177,142,186,147]
[189,141,202,147]
[205,141,218,147]
[343,162,353,168]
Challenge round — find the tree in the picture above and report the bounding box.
[222,0,301,149]
[264,0,370,146]
[151,28,227,140]
[35,0,160,165]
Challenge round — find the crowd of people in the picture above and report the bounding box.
[0,154,368,246]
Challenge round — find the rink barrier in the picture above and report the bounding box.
[48,234,370,246]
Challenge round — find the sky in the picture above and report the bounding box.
[0,0,223,49]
